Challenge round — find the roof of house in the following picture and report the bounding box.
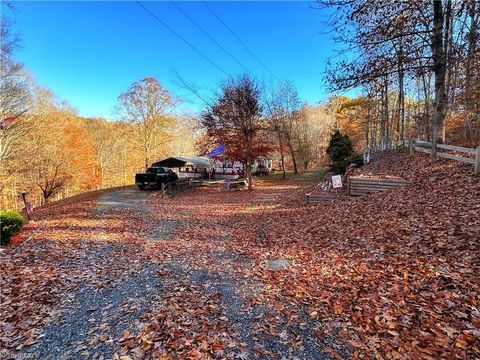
[151,156,212,169]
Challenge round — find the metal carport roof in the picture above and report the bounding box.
[151,156,212,169]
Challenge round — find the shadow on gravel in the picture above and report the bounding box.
[27,265,160,359]
[14,185,345,359]
[19,188,163,359]
[165,258,340,359]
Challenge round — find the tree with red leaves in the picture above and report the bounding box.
[201,74,269,190]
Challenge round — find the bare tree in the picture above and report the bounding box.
[295,104,336,169]
[265,81,301,176]
[317,0,479,151]
[168,114,200,156]
[0,17,32,163]
[0,15,35,209]
[431,0,450,155]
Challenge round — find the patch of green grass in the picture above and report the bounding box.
[260,167,327,183]
[297,167,328,182]
[259,169,295,181]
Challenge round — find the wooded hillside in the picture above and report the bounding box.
[319,0,480,150]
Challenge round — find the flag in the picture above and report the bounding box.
[0,110,28,129]
[0,115,17,129]
[209,144,225,158]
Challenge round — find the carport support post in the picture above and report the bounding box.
[161,183,166,197]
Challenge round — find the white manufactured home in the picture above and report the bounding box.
[214,156,273,179]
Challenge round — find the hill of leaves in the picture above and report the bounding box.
[0,151,478,359]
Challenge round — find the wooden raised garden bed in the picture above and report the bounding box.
[306,192,336,203]
[348,176,410,196]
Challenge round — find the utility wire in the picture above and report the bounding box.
[202,1,279,81]
[172,69,211,106]
[171,1,251,74]
[135,1,229,77]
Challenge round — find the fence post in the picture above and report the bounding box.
[161,183,166,197]
[409,138,414,155]
[475,145,480,176]
[431,141,437,161]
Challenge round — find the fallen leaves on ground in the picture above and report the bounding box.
[0,151,479,359]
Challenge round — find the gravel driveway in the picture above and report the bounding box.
[9,185,343,359]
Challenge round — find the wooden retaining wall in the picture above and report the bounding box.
[306,193,336,203]
[348,177,410,196]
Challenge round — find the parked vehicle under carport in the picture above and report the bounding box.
[135,167,178,190]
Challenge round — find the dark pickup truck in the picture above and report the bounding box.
[135,167,178,190]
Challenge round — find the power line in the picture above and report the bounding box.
[171,1,251,74]
[135,1,229,77]
[202,1,279,81]
[171,69,211,106]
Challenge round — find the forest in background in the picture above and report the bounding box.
[0,77,198,210]
[319,0,480,151]
[0,10,339,210]
[0,17,199,210]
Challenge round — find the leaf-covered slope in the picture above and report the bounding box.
[1,152,479,359]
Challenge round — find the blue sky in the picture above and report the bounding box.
[6,1,350,119]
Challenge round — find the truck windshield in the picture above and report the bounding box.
[147,168,165,174]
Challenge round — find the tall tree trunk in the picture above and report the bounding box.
[398,62,405,147]
[400,73,405,147]
[365,100,371,150]
[246,159,252,190]
[465,1,479,144]
[372,93,379,149]
[431,0,448,156]
[381,76,389,149]
[285,133,298,174]
[246,135,253,190]
[279,138,286,179]
[144,144,149,171]
[420,70,432,140]
[442,0,453,142]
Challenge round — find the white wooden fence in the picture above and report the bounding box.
[411,140,480,175]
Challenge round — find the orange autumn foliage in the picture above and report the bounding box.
[63,120,101,191]
[329,96,369,152]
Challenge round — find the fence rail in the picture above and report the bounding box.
[161,178,203,196]
[411,140,480,175]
